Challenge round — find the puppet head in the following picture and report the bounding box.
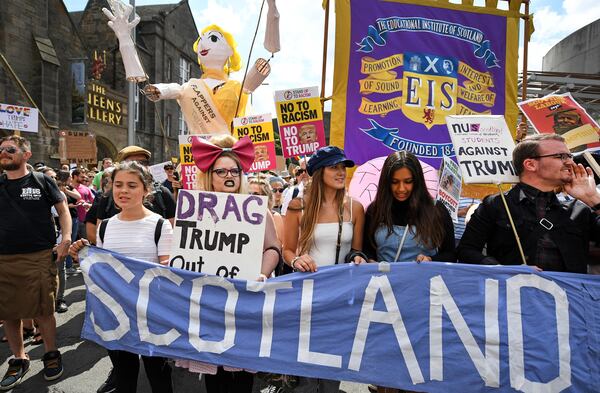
[193,25,242,74]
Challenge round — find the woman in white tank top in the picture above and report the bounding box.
[283,146,366,271]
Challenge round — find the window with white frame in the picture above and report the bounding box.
[178,109,188,135]
[179,57,190,84]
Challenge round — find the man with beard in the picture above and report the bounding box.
[0,135,72,389]
[458,133,600,273]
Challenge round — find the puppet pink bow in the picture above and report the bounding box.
[191,136,255,172]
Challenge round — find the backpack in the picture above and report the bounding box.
[98,217,165,246]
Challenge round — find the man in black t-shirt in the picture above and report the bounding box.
[0,135,72,389]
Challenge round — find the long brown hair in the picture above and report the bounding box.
[297,168,346,255]
[367,151,444,250]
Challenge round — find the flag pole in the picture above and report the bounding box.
[320,0,330,112]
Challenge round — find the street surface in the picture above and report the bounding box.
[0,273,368,393]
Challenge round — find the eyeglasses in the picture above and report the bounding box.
[213,168,241,178]
[272,187,285,193]
[0,146,18,154]
[531,153,573,162]
[295,169,305,176]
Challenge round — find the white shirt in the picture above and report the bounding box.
[96,213,173,263]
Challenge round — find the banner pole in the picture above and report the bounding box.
[521,0,530,102]
[320,0,331,112]
[497,183,527,265]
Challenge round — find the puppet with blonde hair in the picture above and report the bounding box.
[102,0,278,135]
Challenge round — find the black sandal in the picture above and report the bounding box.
[30,332,44,345]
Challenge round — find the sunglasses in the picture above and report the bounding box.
[213,168,241,178]
[295,169,305,176]
[0,146,19,154]
[272,187,285,193]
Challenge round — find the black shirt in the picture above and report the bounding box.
[458,182,600,273]
[0,172,64,254]
[363,199,456,262]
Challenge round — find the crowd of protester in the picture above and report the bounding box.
[2,127,600,393]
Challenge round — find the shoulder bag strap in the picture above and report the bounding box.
[334,203,344,264]
[99,219,109,244]
[393,226,410,262]
[154,218,164,245]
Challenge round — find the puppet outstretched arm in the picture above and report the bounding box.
[102,0,147,82]
[143,83,184,102]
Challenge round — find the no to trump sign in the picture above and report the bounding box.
[170,190,267,280]
[446,115,518,184]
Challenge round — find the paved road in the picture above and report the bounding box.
[0,272,369,393]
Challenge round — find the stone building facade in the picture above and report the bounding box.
[0,0,201,167]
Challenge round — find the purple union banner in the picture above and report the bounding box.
[332,0,519,169]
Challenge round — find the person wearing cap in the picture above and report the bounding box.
[280,158,310,216]
[282,146,366,392]
[161,162,181,196]
[116,145,151,164]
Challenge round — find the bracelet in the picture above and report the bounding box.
[290,256,301,269]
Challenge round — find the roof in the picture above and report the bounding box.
[519,71,600,108]
[70,11,83,27]
[137,3,179,21]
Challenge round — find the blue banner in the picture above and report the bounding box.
[80,247,600,392]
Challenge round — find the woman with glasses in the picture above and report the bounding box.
[268,176,286,214]
[178,134,281,393]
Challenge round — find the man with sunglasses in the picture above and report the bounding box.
[459,133,600,273]
[0,135,72,389]
[280,158,310,215]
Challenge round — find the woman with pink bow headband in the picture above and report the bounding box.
[177,134,281,393]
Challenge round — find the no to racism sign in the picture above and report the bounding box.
[170,190,267,280]
[234,113,277,172]
[274,87,326,158]
[446,115,518,184]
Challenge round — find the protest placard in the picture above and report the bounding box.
[446,115,518,184]
[274,87,326,158]
[170,189,267,280]
[234,113,277,172]
[0,103,39,133]
[518,92,600,151]
[148,161,171,184]
[58,130,97,164]
[436,156,462,223]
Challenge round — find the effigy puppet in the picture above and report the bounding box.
[102,0,275,135]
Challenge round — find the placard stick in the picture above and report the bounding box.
[583,152,600,179]
[497,183,527,265]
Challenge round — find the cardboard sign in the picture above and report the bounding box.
[518,92,600,151]
[0,103,39,133]
[148,161,171,184]
[58,130,97,164]
[169,190,267,280]
[436,156,462,223]
[274,87,326,158]
[234,113,277,172]
[446,115,518,184]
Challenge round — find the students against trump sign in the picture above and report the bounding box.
[446,115,518,184]
[170,190,267,280]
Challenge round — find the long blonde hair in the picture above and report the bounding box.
[297,168,346,255]
[201,135,247,194]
